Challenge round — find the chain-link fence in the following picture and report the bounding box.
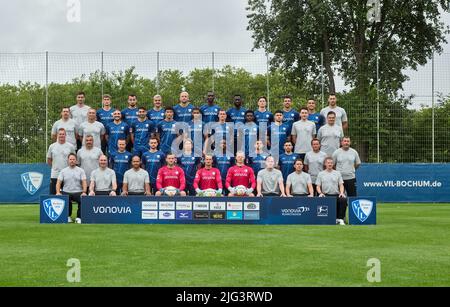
[0,52,448,163]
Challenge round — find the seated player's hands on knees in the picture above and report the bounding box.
[339,193,346,198]
[257,193,263,197]
[121,191,128,196]
[179,191,187,196]
[109,191,116,196]
[89,191,95,196]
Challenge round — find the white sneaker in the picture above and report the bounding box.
[75,218,82,224]
[338,219,346,226]
[68,217,73,223]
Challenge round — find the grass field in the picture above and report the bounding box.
[0,203,449,287]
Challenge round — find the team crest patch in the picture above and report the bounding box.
[352,199,374,223]
[21,172,43,195]
[43,198,66,221]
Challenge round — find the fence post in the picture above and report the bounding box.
[45,51,49,161]
[321,52,325,108]
[212,51,215,92]
[266,53,270,111]
[101,51,104,99]
[432,52,435,163]
[376,52,380,163]
[156,51,160,94]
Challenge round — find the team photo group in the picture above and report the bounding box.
[47,90,360,224]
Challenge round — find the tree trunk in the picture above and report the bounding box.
[322,31,336,93]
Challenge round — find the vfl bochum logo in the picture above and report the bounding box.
[21,172,43,195]
[352,199,374,223]
[43,198,65,221]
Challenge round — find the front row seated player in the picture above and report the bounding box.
[225,151,256,197]
[122,156,151,196]
[155,153,187,196]
[89,155,117,196]
[193,154,223,196]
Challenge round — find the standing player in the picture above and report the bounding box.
[236,110,259,158]
[204,109,234,156]
[193,154,223,196]
[227,94,247,124]
[316,157,347,225]
[51,107,78,148]
[47,128,76,195]
[110,139,132,194]
[131,107,155,157]
[70,92,90,150]
[317,111,344,156]
[178,139,202,196]
[156,107,179,154]
[147,95,165,124]
[254,96,273,126]
[320,93,348,131]
[286,159,314,197]
[246,140,268,177]
[78,108,106,150]
[256,156,285,197]
[77,135,103,190]
[291,107,316,160]
[89,155,117,196]
[267,110,291,156]
[122,156,151,196]
[155,153,187,196]
[332,137,361,197]
[187,107,205,157]
[121,94,139,128]
[142,137,166,194]
[282,95,299,128]
[278,141,300,183]
[213,139,235,192]
[225,151,256,197]
[96,94,115,153]
[105,109,130,156]
[56,153,87,224]
[174,91,195,123]
[307,98,325,133]
[200,91,221,124]
[304,138,328,194]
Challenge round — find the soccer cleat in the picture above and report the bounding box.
[338,219,346,226]
[75,218,82,224]
[68,217,73,223]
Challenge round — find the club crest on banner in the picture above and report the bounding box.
[21,172,43,195]
[43,198,66,221]
[352,199,374,223]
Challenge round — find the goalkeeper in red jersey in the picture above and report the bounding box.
[155,153,187,196]
[193,154,223,196]
[225,151,256,197]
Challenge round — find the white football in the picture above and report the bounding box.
[164,186,178,197]
[235,185,247,196]
[204,189,217,197]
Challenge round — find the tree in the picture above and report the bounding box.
[247,0,450,95]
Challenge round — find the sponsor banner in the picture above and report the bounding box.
[210,211,226,220]
[176,211,193,220]
[176,202,192,210]
[210,202,226,211]
[357,163,450,202]
[244,202,260,211]
[193,211,210,220]
[142,201,158,211]
[348,197,377,225]
[227,211,243,220]
[1,164,50,204]
[244,211,260,220]
[227,202,243,211]
[142,211,158,220]
[159,211,175,220]
[159,201,176,210]
[193,202,209,211]
[40,195,69,224]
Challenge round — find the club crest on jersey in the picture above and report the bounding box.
[43,198,65,221]
[21,172,43,195]
[352,199,374,223]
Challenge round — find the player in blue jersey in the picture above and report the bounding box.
[213,139,235,195]
[236,110,259,158]
[156,107,180,154]
[307,98,326,132]
[131,107,156,157]
[254,96,273,126]
[105,109,130,156]
[227,94,248,124]
[110,139,132,194]
[278,141,300,183]
[147,95,165,125]
[121,94,139,152]
[177,139,202,195]
[141,137,166,194]
[186,107,206,157]
[173,91,195,123]
[268,110,292,157]
[282,95,300,128]
[204,109,234,156]
[246,140,269,177]
[96,94,115,154]
[200,91,221,124]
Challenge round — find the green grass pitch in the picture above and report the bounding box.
[0,203,449,286]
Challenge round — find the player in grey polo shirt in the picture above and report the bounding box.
[89,155,117,196]
[286,159,314,197]
[320,94,348,131]
[51,107,78,147]
[304,138,328,195]
[332,137,361,197]
[256,156,286,197]
[77,135,103,187]
[78,108,106,150]
[291,108,316,160]
[56,153,87,223]
[70,92,90,150]
[317,111,344,156]
[316,157,347,225]
[122,156,151,196]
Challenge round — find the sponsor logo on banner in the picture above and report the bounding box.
[43,198,65,221]
[193,211,209,220]
[142,201,158,211]
[244,211,260,220]
[176,202,192,210]
[352,199,374,223]
[227,211,243,220]
[210,202,226,211]
[159,211,175,220]
[176,211,193,220]
[227,202,243,211]
[281,206,310,216]
[93,206,132,214]
[244,202,260,211]
[142,211,158,220]
[193,202,209,210]
[317,206,329,217]
[21,172,43,195]
[159,202,176,210]
[210,211,226,220]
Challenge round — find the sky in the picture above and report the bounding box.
[1,0,450,104]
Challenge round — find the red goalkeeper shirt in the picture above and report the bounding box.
[156,166,186,190]
[225,165,256,189]
[193,167,223,190]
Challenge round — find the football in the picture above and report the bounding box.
[164,186,178,197]
[204,189,218,197]
[235,185,247,196]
